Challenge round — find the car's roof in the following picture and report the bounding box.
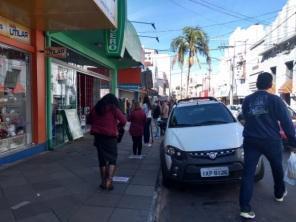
[176,100,220,108]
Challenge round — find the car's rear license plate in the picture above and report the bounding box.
[200,167,229,177]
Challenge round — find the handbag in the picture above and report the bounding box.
[117,124,125,143]
[124,122,131,131]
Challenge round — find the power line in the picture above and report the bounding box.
[188,0,267,24]
[168,0,222,24]
[137,10,279,34]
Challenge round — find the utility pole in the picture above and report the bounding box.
[169,56,172,97]
[218,45,235,105]
[230,44,235,106]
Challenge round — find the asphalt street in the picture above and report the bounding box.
[155,151,296,222]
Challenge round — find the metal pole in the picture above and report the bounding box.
[230,44,236,105]
[169,56,172,97]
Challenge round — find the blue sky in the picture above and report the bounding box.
[128,0,288,74]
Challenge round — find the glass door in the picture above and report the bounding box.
[51,63,77,147]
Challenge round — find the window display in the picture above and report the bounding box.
[0,44,31,153]
[51,63,77,146]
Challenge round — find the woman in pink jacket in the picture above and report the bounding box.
[128,101,146,155]
[89,94,126,190]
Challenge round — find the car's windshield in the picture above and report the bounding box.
[169,103,235,128]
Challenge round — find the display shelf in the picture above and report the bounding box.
[0,134,26,151]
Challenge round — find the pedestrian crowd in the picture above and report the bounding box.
[87,93,173,190]
[86,72,296,220]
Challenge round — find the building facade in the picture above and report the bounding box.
[215,0,296,106]
[0,0,143,164]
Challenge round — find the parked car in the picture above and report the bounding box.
[160,97,264,186]
[279,105,296,148]
[227,105,242,118]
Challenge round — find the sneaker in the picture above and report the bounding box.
[147,143,152,147]
[275,190,288,202]
[240,211,256,219]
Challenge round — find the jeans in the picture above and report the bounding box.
[153,118,160,138]
[132,136,142,155]
[239,138,285,212]
[144,118,152,143]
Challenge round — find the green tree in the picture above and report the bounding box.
[171,26,211,97]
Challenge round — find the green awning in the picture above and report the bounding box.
[122,21,144,64]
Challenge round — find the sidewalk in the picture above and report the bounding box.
[0,134,161,222]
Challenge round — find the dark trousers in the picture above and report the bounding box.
[160,118,168,136]
[132,136,143,155]
[144,118,152,143]
[239,139,285,212]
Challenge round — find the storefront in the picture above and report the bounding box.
[118,67,142,102]
[46,38,114,148]
[46,0,144,149]
[0,43,31,153]
[0,16,47,164]
[0,0,119,163]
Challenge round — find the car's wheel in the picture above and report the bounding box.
[160,154,173,188]
[161,166,172,188]
[255,159,265,182]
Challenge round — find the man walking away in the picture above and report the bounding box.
[160,101,169,136]
[239,72,296,219]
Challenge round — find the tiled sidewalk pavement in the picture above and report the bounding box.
[0,134,161,222]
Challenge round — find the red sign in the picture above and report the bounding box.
[45,47,67,58]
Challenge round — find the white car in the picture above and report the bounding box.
[160,97,264,186]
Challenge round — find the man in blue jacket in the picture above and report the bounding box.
[239,72,296,219]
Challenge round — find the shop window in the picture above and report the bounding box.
[0,44,31,154]
[285,61,293,79]
[270,66,276,75]
[51,63,77,146]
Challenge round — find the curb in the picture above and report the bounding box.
[147,167,162,222]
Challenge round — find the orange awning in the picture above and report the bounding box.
[278,79,292,94]
[0,0,117,31]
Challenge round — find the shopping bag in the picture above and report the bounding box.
[124,122,131,131]
[284,152,296,185]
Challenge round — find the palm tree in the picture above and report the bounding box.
[171,37,186,98]
[171,26,211,98]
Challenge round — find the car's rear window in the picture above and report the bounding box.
[169,103,235,128]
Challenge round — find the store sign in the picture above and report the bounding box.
[105,0,126,57]
[0,16,31,44]
[45,47,67,59]
[92,0,117,25]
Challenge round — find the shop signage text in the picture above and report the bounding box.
[45,47,67,59]
[0,16,31,44]
[108,29,118,51]
[105,0,126,57]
